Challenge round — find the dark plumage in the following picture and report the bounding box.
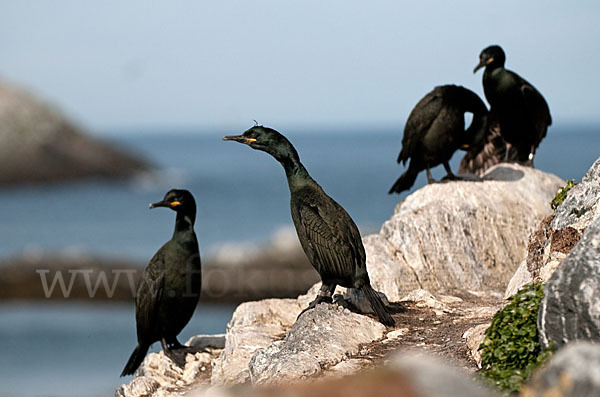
[223,126,394,326]
[473,45,551,164]
[121,189,202,377]
[459,120,513,176]
[389,85,488,194]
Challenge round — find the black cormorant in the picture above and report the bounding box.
[389,85,488,194]
[223,126,394,326]
[474,45,551,164]
[121,189,202,376]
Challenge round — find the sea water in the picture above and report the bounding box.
[0,302,236,396]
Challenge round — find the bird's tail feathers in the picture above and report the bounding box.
[388,165,418,194]
[361,284,395,326]
[120,343,149,377]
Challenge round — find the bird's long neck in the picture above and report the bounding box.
[173,212,197,244]
[483,64,506,83]
[276,150,313,191]
[483,66,505,104]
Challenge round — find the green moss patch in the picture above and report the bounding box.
[550,179,578,210]
[479,283,553,394]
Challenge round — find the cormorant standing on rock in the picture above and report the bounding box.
[121,189,202,377]
[474,45,551,164]
[389,85,488,194]
[224,126,394,326]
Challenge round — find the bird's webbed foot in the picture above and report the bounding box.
[297,295,333,320]
[296,283,336,320]
[162,347,187,368]
[161,338,206,368]
[439,162,461,182]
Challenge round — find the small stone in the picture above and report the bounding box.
[438,295,463,304]
[462,323,489,367]
[386,328,409,339]
[324,358,368,378]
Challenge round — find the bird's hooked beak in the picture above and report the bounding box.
[222,135,257,145]
[473,56,494,73]
[149,200,181,210]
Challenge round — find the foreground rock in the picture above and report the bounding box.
[249,303,386,385]
[505,157,600,297]
[0,78,149,185]
[211,299,303,385]
[365,164,562,300]
[390,352,498,397]
[538,211,600,349]
[117,288,503,396]
[521,342,600,397]
[116,335,225,397]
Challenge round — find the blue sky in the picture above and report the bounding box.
[1,1,599,133]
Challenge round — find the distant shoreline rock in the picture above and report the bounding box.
[0,78,150,185]
[0,230,318,303]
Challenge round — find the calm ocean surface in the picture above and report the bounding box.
[0,302,236,396]
[0,124,598,396]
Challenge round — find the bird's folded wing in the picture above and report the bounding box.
[298,200,362,278]
[135,252,165,340]
[400,90,443,163]
[521,83,552,130]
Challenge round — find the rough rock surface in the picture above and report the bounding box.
[116,335,224,397]
[210,299,303,385]
[365,164,562,301]
[505,157,600,298]
[521,342,600,397]
[0,79,149,184]
[248,303,386,385]
[538,211,600,349]
[118,288,503,396]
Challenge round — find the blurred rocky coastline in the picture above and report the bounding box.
[0,78,150,185]
[0,230,318,304]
